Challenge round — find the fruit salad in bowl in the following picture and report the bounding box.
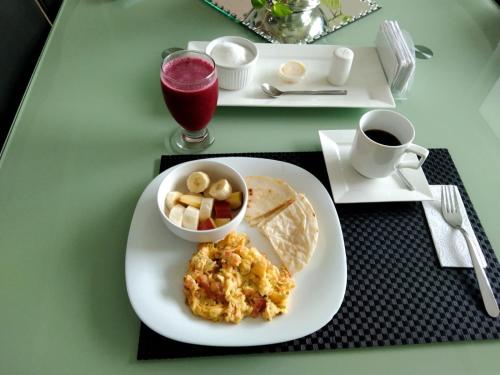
[157,160,248,243]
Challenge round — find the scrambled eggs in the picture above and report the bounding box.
[183,232,295,323]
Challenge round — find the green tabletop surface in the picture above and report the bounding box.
[1,0,500,373]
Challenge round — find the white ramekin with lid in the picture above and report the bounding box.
[205,36,258,90]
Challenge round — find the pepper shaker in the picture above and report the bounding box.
[328,47,354,86]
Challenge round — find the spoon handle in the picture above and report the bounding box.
[283,89,347,95]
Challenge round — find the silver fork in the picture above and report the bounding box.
[441,185,499,317]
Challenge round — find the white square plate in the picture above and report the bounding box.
[125,157,347,346]
[319,130,433,203]
[188,41,395,108]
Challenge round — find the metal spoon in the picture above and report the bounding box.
[261,83,347,98]
[396,168,415,191]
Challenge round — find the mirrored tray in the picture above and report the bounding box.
[203,0,381,44]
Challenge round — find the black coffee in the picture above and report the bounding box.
[364,129,402,146]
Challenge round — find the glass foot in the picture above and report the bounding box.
[168,128,214,154]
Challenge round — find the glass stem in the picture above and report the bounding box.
[181,128,208,143]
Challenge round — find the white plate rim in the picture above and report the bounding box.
[125,157,347,346]
[319,129,434,204]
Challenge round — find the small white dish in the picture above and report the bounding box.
[319,130,433,204]
[205,36,258,90]
[279,60,306,83]
[157,159,247,243]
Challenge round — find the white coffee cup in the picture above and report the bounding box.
[350,110,429,178]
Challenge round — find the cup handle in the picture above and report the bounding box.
[397,143,429,169]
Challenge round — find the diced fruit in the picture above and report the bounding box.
[165,191,183,211]
[186,171,210,193]
[168,204,185,226]
[182,206,200,230]
[208,179,232,201]
[179,194,202,208]
[225,191,243,209]
[214,218,231,227]
[199,197,214,221]
[214,200,232,219]
[198,218,216,230]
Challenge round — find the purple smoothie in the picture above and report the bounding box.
[161,56,218,131]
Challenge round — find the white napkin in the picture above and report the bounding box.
[422,185,487,268]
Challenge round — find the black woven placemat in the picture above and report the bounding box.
[137,149,500,360]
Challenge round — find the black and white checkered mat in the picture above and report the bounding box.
[137,149,500,359]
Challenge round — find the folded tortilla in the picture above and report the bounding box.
[258,194,319,273]
[245,176,296,224]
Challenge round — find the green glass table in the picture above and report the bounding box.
[1,0,499,373]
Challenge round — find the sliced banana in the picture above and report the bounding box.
[186,171,210,193]
[208,179,233,201]
[182,205,200,230]
[168,204,185,227]
[165,191,183,211]
[199,197,214,221]
[179,194,202,208]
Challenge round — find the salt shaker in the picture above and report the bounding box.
[328,47,354,86]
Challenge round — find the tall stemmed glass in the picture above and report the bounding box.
[160,50,218,153]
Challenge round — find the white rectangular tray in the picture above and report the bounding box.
[188,41,395,108]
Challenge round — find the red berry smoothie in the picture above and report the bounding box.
[161,56,218,131]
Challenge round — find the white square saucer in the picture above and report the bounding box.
[319,130,433,204]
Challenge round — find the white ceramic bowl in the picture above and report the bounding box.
[157,160,248,243]
[205,36,258,91]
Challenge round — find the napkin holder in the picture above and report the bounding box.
[375,25,416,100]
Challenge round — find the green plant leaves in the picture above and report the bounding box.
[251,0,293,18]
[271,2,292,18]
[321,0,341,11]
[251,0,267,9]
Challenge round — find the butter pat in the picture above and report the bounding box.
[279,60,306,83]
[328,47,354,86]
